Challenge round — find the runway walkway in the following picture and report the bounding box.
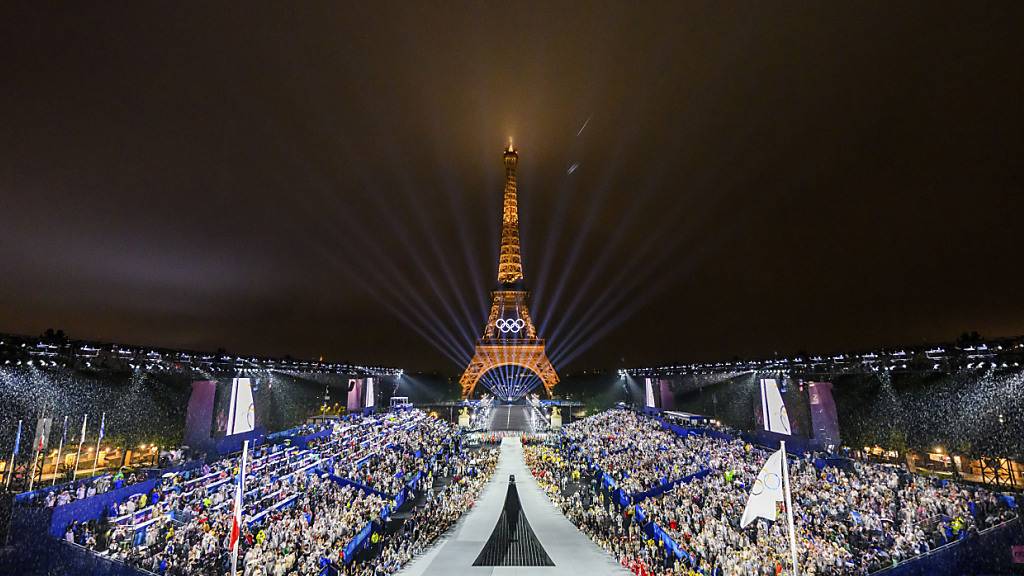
[488,404,533,432]
[397,437,630,576]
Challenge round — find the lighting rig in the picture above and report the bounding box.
[0,332,402,378]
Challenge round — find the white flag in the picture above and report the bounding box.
[226,378,255,435]
[760,378,792,435]
[79,414,89,444]
[740,447,786,528]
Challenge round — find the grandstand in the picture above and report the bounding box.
[1,331,1022,576]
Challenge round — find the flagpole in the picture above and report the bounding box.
[72,414,88,481]
[780,440,799,576]
[93,413,106,476]
[5,420,21,490]
[231,439,249,576]
[52,416,68,486]
[28,419,47,492]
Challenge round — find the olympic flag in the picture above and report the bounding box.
[741,443,800,574]
[225,378,255,436]
[740,447,786,527]
[746,383,800,575]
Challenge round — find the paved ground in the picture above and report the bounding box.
[397,437,630,576]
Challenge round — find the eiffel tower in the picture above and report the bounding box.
[460,144,558,400]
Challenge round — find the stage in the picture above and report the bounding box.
[398,437,630,576]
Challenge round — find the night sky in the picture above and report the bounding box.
[2,3,1022,373]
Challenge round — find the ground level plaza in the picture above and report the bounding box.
[399,436,630,576]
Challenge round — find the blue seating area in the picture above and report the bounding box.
[539,409,1021,576]
[4,408,482,576]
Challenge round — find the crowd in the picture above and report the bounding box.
[563,410,717,495]
[68,410,492,576]
[530,409,1020,576]
[339,417,458,497]
[526,443,682,576]
[25,468,150,508]
[341,446,500,576]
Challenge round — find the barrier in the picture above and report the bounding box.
[325,474,389,499]
[48,478,159,538]
[292,429,332,449]
[149,458,203,478]
[14,475,113,506]
[657,419,734,443]
[343,521,376,565]
[871,517,1022,576]
[213,427,266,457]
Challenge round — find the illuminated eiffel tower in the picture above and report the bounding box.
[460,143,558,400]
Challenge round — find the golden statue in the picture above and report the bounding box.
[459,406,470,418]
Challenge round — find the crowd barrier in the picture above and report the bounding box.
[13,471,122,506]
[872,517,1022,576]
[343,521,377,565]
[47,478,159,538]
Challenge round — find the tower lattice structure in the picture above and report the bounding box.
[459,145,558,399]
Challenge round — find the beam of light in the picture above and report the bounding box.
[279,155,473,367]
[543,69,762,368]
[427,115,492,327]
[271,110,480,366]
[549,213,706,363]
[533,64,671,336]
[353,171,478,352]
[481,362,542,402]
[299,153,474,361]
[534,131,639,333]
[384,146,484,349]
[543,157,671,345]
[550,205,737,368]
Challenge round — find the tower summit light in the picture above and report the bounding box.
[460,145,558,400]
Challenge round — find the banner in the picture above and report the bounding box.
[760,379,791,435]
[658,378,675,411]
[808,381,841,446]
[226,378,255,436]
[364,378,375,409]
[644,378,657,409]
[347,379,363,412]
[185,380,218,448]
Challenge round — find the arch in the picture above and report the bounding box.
[460,344,558,399]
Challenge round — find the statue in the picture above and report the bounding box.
[550,405,562,429]
[459,407,470,417]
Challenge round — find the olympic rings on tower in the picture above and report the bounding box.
[494,318,526,333]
